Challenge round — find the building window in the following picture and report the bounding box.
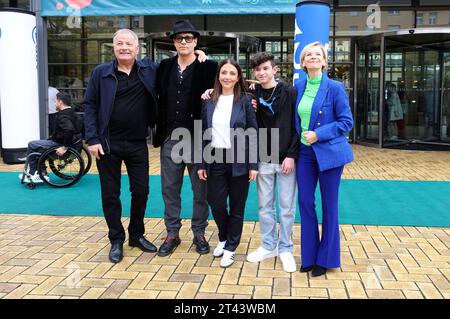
[350,11,358,17]
[388,25,400,31]
[416,13,423,26]
[429,12,437,25]
[349,25,358,31]
[132,16,140,28]
[388,10,400,16]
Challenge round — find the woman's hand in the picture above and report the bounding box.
[249,170,258,181]
[197,169,207,181]
[251,98,257,111]
[302,131,318,145]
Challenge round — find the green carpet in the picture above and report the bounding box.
[1,172,449,227]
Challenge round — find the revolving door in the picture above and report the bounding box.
[355,29,450,149]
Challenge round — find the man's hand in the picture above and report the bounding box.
[88,143,104,160]
[201,88,214,100]
[56,146,67,156]
[281,157,295,175]
[195,50,208,63]
[197,169,207,181]
[302,131,318,145]
[249,170,258,181]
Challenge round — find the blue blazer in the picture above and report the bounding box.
[295,73,354,171]
[198,94,258,177]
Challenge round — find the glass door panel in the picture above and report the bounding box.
[402,50,440,142]
[442,52,450,142]
[356,49,380,144]
[384,52,406,144]
[367,52,381,141]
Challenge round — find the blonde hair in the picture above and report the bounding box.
[300,41,328,73]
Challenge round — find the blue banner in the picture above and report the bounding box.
[293,1,330,84]
[41,0,298,17]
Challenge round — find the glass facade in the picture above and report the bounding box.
[0,0,29,10]
[2,1,450,148]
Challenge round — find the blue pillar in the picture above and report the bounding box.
[293,0,331,84]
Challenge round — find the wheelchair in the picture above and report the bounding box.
[20,139,92,189]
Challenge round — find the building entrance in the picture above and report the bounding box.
[355,29,450,149]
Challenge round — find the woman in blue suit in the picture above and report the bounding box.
[197,59,258,268]
[295,42,354,277]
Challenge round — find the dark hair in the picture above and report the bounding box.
[250,51,276,69]
[56,92,71,106]
[211,59,247,104]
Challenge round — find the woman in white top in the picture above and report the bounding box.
[197,59,258,268]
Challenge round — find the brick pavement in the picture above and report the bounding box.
[0,145,449,299]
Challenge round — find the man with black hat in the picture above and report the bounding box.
[154,20,218,257]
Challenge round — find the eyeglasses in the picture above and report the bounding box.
[174,35,195,43]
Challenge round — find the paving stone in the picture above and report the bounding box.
[1,144,449,300]
[345,280,367,299]
[417,283,444,299]
[273,278,290,296]
[199,275,221,293]
[101,280,131,299]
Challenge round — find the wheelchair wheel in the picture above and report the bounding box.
[37,147,85,188]
[80,144,92,175]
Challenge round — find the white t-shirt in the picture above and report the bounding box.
[48,86,59,115]
[211,94,234,149]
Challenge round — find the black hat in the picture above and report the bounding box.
[169,20,200,39]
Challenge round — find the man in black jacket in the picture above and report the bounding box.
[153,20,218,257]
[19,92,82,183]
[84,29,159,263]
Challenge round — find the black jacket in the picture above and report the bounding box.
[198,94,258,177]
[84,58,158,153]
[153,56,217,147]
[51,108,82,147]
[254,81,299,162]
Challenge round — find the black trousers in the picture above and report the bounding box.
[207,162,250,252]
[96,140,149,244]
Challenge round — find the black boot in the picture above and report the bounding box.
[311,265,327,277]
[109,242,123,263]
[193,234,210,255]
[129,236,157,253]
[300,265,314,273]
[157,236,181,257]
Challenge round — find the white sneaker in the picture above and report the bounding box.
[246,246,278,263]
[220,250,235,268]
[279,252,297,273]
[213,241,226,257]
[18,173,31,183]
[30,172,50,184]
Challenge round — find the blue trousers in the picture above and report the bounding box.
[296,144,344,269]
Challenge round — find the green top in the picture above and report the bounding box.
[297,73,323,145]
